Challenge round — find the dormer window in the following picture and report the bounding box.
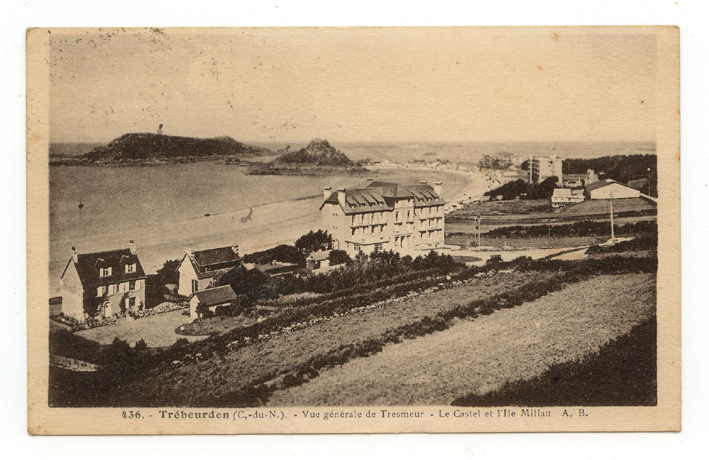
[100,267,112,277]
[125,263,136,274]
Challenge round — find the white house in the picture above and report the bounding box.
[189,285,237,319]
[177,245,241,297]
[551,188,585,207]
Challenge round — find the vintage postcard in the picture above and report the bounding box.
[27,26,680,434]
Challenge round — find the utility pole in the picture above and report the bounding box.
[609,191,615,243]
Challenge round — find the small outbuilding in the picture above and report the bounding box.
[551,188,585,208]
[584,179,641,200]
[189,285,237,319]
[306,250,332,270]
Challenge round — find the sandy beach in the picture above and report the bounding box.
[49,163,479,296]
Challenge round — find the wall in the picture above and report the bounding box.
[60,261,85,323]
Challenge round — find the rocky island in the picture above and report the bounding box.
[50,133,272,166]
[248,139,369,176]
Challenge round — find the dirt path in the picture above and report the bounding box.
[266,273,655,406]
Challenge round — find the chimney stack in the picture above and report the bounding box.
[419,180,428,185]
[231,244,240,256]
[337,188,346,206]
[71,246,78,263]
[323,186,332,201]
[433,181,443,197]
[129,240,136,255]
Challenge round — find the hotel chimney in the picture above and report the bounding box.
[71,246,78,263]
[337,189,346,206]
[433,182,443,197]
[129,240,136,255]
[323,186,332,201]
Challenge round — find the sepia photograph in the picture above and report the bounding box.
[26,25,680,434]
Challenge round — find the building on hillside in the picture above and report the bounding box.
[177,245,241,297]
[528,155,563,184]
[306,250,332,270]
[320,181,445,256]
[60,241,147,323]
[584,179,641,200]
[189,285,237,319]
[551,188,585,208]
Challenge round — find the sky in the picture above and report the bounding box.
[48,27,657,144]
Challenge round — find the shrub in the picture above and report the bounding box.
[134,339,148,351]
[328,249,351,266]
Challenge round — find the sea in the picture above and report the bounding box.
[48,140,654,296]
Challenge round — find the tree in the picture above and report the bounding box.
[294,230,333,255]
[157,259,181,286]
[328,249,351,266]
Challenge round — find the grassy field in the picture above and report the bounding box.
[102,272,557,406]
[560,197,655,216]
[452,316,656,406]
[266,273,655,406]
[176,314,256,337]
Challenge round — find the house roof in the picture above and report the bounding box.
[406,184,445,207]
[190,246,241,268]
[585,179,622,192]
[307,250,332,262]
[367,181,415,199]
[192,285,237,307]
[627,178,649,190]
[63,248,146,287]
[321,182,444,214]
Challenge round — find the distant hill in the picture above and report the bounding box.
[66,133,271,164]
[271,139,355,167]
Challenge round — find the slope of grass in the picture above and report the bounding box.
[452,316,657,407]
[266,274,655,406]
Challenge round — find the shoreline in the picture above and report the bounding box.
[48,163,478,297]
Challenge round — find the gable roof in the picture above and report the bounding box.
[307,250,331,262]
[585,179,620,192]
[191,246,241,268]
[192,285,237,307]
[64,248,146,287]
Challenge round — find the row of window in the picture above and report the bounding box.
[99,263,137,278]
[350,206,442,227]
[96,279,143,297]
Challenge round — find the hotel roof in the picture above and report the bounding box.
[321,182,444,215]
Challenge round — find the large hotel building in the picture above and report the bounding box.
[320,181,445,256]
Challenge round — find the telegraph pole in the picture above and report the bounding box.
[609,192,616,243]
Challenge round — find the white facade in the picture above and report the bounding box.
[529,155,563,184]
[321,182,445,256]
